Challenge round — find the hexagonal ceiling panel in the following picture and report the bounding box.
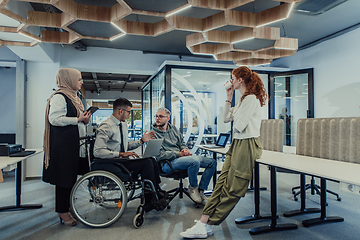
[0,0,304,66]
[68,20,120,38]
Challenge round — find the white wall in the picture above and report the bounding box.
[271,27,360,118]
[25,61,61,177]
[0,67,16,133]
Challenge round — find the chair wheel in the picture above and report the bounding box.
[167,205,171,209]
[337,197,341,201]
[294,197,298,201]
[133,213,144,228]
[195,203,200,208]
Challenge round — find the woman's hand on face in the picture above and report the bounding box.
[225,81,234,98]
[78,111,91,124]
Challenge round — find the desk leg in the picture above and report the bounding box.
[249,166,298,235]
[0,161,43,212]
[212,152,217,189]
[283,173,321,217]
[235,162,272,224]
[302,178,343,227]
[204,152,218,196]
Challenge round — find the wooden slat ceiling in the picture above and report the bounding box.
[0,0,303,66]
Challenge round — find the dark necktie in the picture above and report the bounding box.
[119,122,125,152]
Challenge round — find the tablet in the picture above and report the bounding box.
[86,106,99,114]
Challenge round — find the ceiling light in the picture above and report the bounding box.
[166,4,191,17]
[110,34,125,41]
[232,37,255,44]
[274,47,296,50]
[19,32,41,42]
[256,18,286,28]
[111,22,126,34]
[286,2,295,18]
[297,9,310,13]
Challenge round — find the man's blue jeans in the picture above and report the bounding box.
[162,155,217,190]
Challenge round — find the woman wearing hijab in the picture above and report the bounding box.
[43,68,91,226]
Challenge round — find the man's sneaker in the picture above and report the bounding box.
[180,220,207,239]
[188,186,202,203]
[205,224,213,236]
[199,190,208,205]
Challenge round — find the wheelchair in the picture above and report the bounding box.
[70,135,162,228]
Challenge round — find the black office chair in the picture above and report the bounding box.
[158,159,201,208]
[291,176,341,202]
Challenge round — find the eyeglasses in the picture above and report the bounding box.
[155,115,168,119]
[121,109,131,114]
[79,79,84,82]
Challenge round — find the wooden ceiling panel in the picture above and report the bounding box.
[0,0,302,66]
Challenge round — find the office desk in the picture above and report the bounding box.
[248,150,360,234]
[0,150,43,212]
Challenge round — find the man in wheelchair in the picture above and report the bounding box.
[93,97,167,212]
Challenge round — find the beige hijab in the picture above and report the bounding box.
[43,68,84,169]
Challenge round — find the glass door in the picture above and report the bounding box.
[270,69,314,150]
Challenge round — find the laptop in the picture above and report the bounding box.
[204,133,230,148]
[142,139,164,158]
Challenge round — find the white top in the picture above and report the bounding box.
[93,114,142,159]
[258,150,360,185]
[49,94,86,157]
[224,94,261,140]
[0,150,43,170]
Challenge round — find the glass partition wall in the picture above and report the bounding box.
[142,63,313,153]
[270,69,314,151]
[142,65,235,154]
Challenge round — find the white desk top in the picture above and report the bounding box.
[196,145,229,155]
[259,150,360,186]
[0,150,43,170]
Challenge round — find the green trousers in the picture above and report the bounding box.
[202,138,262,225]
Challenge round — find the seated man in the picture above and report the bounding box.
[152,108,217,204]
[93,98,166,212]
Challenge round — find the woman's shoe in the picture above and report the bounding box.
[58,213,77,226]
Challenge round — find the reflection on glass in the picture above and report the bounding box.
[171,68,232,153]
[152,69,165,118]
[275,73,308,147]
[142,84,151,133]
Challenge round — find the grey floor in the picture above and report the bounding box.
[1,164,359,240]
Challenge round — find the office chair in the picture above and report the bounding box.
[158,159,201,207]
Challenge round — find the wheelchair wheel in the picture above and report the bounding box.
[70,170,128,228]
[133,213,144,228]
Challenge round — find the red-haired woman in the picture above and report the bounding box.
[180,66,267,238]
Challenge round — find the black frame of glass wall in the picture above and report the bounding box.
[269,68,314,119]
[141,63,314,135]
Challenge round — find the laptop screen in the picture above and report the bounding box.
[216,133,230,147]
